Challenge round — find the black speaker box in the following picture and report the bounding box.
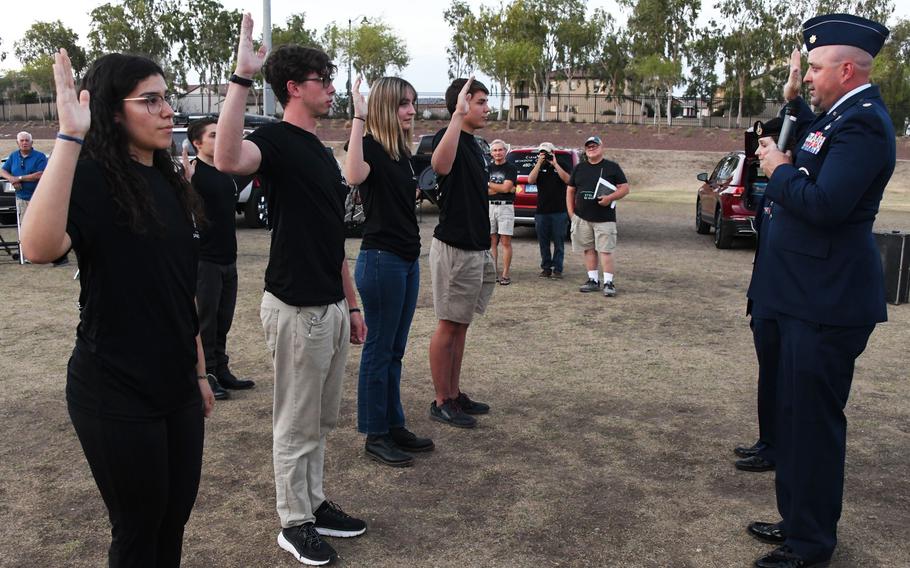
[874,230,910,305]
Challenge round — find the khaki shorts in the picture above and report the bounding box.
[430,238,496,324]
[489,203,515,236]
[571,216,617,253]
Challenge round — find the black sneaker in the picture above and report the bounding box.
[206,373,230,400]
[216,368,256,390]
[278,523,336,565]
[389,426,435,452]
[429,399,477,428]
[603,281,616,297]
[454,392,490,415]
[538,268,552,278]
[314,500,367,538]
[579,278,600,292]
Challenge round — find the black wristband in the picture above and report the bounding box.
[229,74,254,87]
[353,116,365,122]
[349,307,361,314]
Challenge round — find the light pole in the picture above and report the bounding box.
[346,18,353,119]
[263,0,276,116]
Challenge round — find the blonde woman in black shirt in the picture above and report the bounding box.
[21,49,214,567]
[344,76,434,467]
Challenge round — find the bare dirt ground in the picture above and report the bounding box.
[1,128,909,567]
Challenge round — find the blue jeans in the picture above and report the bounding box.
[535,212,568,272]
[354,249,420,435]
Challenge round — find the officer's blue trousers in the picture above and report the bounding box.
[751,316,779,463]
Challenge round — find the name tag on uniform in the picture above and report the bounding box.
[801,131,826,154]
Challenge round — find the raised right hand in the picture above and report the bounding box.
[783,48,802,101]
[352,76,368,118]
[53,49,90,138]
[235,12,267,78]
[454,75,474,117]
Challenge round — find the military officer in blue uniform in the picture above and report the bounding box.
[746,13,895,568]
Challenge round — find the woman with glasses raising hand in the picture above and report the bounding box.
[20,50,214,567]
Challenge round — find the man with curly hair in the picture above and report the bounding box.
[215,14,366,566]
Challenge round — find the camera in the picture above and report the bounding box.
[539,151,553,161]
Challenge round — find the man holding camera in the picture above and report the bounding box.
[528,142,570,279]
[567,135,629,296]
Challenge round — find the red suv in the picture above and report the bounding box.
[694,145,767,249]
[506,147,580,226]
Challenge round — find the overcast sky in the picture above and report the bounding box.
[2,0,909,95]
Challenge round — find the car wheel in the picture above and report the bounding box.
[714,207,733,249]
[695,198,711,234]
[244,183,268,228]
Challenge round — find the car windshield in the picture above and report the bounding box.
[507,151,574,176]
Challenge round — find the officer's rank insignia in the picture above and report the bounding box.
[809,35,817,44]
[802,131,826,154]
[862,103,872,107]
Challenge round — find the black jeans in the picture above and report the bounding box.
[196,260,238,373]
[69,402,205,567]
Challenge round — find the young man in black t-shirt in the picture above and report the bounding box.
[186,118,256,401]
[428,77,496,429]
[528,141,571,278]
[487,139,518,284]
[567,135,630,297]
[215,13,367,566]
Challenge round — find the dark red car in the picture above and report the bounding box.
[506,147,580,227]
[694,149,768,248]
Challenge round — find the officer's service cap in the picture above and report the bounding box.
[802,14,889,57]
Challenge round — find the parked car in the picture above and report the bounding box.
[694,149,766,248]
[506,146,580,226]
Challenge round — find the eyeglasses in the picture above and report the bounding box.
[122,94,171,115]
[299,75,334,89]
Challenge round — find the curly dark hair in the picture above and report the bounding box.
[79,53,204,234]
[263,45,337,106]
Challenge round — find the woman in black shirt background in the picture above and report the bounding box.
[344,76,434,467]
[21,50,214,567]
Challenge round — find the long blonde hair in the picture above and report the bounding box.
[365,77,416,162]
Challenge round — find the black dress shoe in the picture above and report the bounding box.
[207,374,230,400]
[365,435,414,467]
[755,545,828,567]
[736,455,775,472]
[734,441,765,458]
[389,426,434,452]
[748,521,786,544]
[216,368,255,390]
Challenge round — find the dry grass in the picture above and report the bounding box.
[1,188,909,566]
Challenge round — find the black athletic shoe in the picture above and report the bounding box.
[216,368,256,390]
[314,500,367,538]
[579,278,600,292]
[454,391,490,415]
[389,426,435,452]
[429,400,477,428]
[365,434,414,467]
[277,523,336,565]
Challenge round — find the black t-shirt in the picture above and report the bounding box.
[488,161,518,204]
[192,159,238,264]
[535,166,568,214]
[359,135,420,261]
[65,159,201,420]
[432,129,490,250]
[247,122,347,306]
[569,158,627,223]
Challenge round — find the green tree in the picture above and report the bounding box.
[629,53,681,130]
[22,54,56,122]
[15,20,88,76]
[443,0,480,80]
[589,11,630,121]
[172,0,241,113]
[684,34,721,117]
[873,18,910,131]
[323,19,409,87]
[88,0,181,76]
[474,6,538,125]
[272,13,321,48]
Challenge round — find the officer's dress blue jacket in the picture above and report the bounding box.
[748,87,895,327]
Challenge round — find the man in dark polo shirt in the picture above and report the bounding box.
[215,13,367,566]
[185,117,256,401]
[567,135,630,297]
[428,76,496,429]
[528,141,571,278]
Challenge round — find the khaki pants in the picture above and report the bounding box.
[260,291,350,528]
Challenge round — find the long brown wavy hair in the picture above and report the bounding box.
[365,77,416,162]
[79,53,204,234]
